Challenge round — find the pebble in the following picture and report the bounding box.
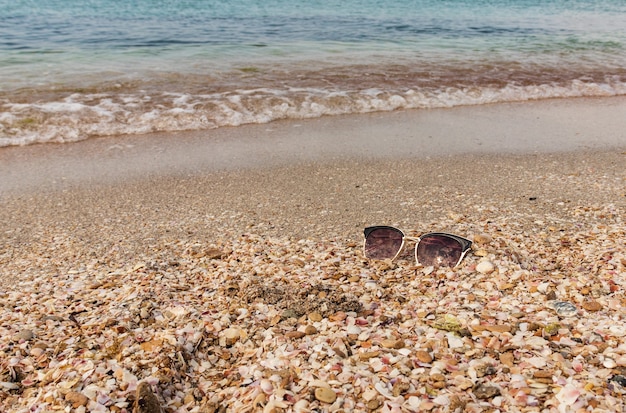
[15,330,35,341]
[381,338,404,349]
[415,350,433,363]
[314,387,337,403]
[582,300,603,312]
[533,370,553,379]
[65,392,89,408]
[308,312,323,322]
[473,233,493,245]
[286,331,306,339]
[473,384,501,399]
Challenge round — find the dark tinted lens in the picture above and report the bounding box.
[364,227,404,260]
[416,234,463,267]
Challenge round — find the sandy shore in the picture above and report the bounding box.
[1,98,625,411]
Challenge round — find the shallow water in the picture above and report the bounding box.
[1,0,625,146]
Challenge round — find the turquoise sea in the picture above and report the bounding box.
[1,0,625,146]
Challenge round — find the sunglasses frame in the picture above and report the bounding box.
[363,225,472,268]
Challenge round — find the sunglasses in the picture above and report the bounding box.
[363,226,472,268]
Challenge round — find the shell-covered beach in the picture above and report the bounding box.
[1,105,625,413]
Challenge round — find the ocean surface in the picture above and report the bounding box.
[1,0,626,147]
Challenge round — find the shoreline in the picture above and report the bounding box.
[1,97,625,411]
[1,96,625,195]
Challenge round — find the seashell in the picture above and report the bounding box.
[546,301,578,317]
[293,400,309,413]
[362,389,378,401]
[446,333,464,349]
[476,261,495,274]
[609,325,626,337]
[0,382,20,390]
[221,328,242,346]
[30,347,45,358]
[259,379,273,394]
[374,382,393,399]
[555,383,581,405]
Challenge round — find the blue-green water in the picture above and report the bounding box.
[1,0,626,146]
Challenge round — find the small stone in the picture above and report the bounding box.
[285,331,306,339]
[392,381,410,396]
[359,351,380,361]
[203,247,224,259]
[582,300,602,312]
[65,391,89,408]
[134,382,162,413]
[533,370,552,379]
[314,387,337,403]
[329,311,347,321]
[308,312,323,322]
[304,325,318,335]
[543,323,561,336]
[473,384,501,399]
[433,314,462,332]
[366,399,381,410]
[473,233,493,245]
[381,338,404,349]
[430,373,446,382]
[15,330,35,341]
[415,350,433,363]
[282,309,298,319]
[476,261,495,274]
[348,275,360,282]
[609,375,626,387]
